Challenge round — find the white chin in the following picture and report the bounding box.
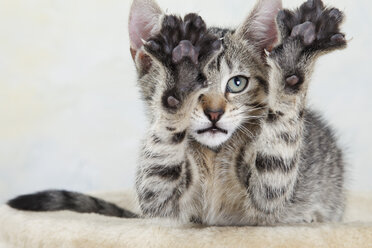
[191,131,232,148]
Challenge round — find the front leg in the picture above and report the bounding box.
[135,14,221,222]
[274,0,346,94]
[250,0,347,217]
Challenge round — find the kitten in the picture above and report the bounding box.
[8,0,347,226]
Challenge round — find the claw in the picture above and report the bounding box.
[146,40,161,51]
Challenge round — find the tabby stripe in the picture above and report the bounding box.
[91,197,108,212]
[143,151,165,160]
[235,147,252,188]
[142,160,191,214]
[244,102,267,109]
[250,193,273,214]
[190,215,202,224]
[184,159,192,189]
[216,50,226,71]
[146,163,183,180]
[267,109,284,123]
[255,76,269,94]
[255,153,296,173]
[201,159,210,174]
[144,82,156,101]
[279,132,298,145]
[162,187,181,216]
[61,191,76,209]
[299,109,305,118]
[244,171,252,189]
[151,134,162,144]
[141,189,155,202]
[235,147,245,173]
[172,131,186,144]
[288,178,306,205]
[247,88,261,99]
[265,185,286,200]
[225,58,233,71]
[141,187,181,217]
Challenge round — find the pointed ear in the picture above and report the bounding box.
[129,0,163,59]
[236,0,282,52]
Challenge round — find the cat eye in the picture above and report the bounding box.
[226,76,249,94]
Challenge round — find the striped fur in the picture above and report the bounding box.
[8,190,138,218]
[8,0,347,226]
[135,0,347,225]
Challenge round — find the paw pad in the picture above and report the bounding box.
[167,96,180,108]
[144,13,221,66]
[277,0,347,51]
[172,40,199,65]
[151,14,219,112]
[291,21,316,46]
[286,75,300,86]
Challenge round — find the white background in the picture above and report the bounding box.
[1,0,371,203]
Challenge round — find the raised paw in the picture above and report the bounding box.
[277,0,347,51]
[144,14,221,112]
[144,14,221,66]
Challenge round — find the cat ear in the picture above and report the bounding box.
[129,0,163,60]
[236,0,282,52]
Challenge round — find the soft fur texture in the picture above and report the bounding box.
[1,190,372,248]
[132,0,348,225]
[7,0,349,226]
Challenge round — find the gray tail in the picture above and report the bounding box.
[7,190,139,218]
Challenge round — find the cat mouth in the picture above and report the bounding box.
[197,125,228,135]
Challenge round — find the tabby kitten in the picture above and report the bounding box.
[8,0,347,226]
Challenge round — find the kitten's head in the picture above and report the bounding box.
[129,0,282,148]
[189,0,282,148]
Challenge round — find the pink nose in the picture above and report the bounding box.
[204,109,224,123]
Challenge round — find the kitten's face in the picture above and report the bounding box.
[128,0,281,149]
[189,33,269,148]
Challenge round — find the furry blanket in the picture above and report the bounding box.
[1,190,371,248]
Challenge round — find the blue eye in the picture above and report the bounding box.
[226,76,249,93]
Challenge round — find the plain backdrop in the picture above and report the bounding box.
[1,0,371,203]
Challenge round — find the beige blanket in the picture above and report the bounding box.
[1,190,371,248]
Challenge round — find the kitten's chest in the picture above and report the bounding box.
[199,150,249,225]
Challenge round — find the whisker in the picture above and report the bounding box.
[238,125,254,138]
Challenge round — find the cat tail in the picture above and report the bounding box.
[7,190,139,218]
